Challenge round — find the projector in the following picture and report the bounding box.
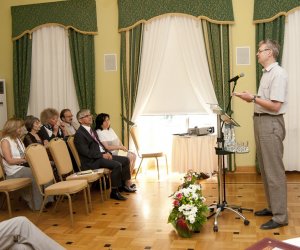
[188,126,214,136]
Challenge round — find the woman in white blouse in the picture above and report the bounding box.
[95,113,136,188]
[0,118,51,210]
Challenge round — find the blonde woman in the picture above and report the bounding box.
[38,108,67,144]
[0,118,52,210]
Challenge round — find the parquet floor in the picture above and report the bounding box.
[1,171,300,250]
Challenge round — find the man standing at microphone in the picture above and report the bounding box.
[234,39,288,230]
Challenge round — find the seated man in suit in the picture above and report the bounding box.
[74,109,136,201]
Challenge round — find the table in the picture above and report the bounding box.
[171,135,218,174]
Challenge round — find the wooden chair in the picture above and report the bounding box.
[130,125,168,180]
[25,143,89,227]
[48,138,104,205]
[0,155,33,217]
[67,136,111,199]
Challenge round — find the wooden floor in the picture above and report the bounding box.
[1,171,300,250]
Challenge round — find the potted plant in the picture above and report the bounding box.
[168,170,208,237]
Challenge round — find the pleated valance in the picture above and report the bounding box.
[11,0,98,40]
[118,0,234,32]
[253,0,300,23]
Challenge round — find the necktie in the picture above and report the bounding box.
[90,129,107,152]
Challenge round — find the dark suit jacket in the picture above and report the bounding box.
[74,125,107,170]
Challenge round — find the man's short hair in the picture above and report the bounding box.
[76,109,91,122]
[60,108,71,120]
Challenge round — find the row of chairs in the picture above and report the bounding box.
[0,136,111,227]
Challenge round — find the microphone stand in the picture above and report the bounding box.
[207,79,253,232]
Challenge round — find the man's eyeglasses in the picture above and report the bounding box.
[80,114,92,119]
[257,48,270,54]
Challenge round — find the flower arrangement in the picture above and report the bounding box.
[168,170,208,237]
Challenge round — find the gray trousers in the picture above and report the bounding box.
[0,216,65,250]
[254,115,288,224]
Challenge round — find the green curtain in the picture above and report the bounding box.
[11,0,97,118]
[118,0,234,31]
[120,24,143,146]
[11,0,97,40]
[201,21,234,171]
[68,30,96,114]
[255,16,285,89]
[13,34,32,119]
[253,0,300,22]
[202,21,230,112]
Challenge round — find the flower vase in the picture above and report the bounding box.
[173,218,193,238]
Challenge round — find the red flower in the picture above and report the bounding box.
[176,193,183,200]
[173,200,180,207]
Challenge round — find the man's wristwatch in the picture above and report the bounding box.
[252,95,257,103]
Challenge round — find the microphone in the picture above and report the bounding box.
[228,73,245,83]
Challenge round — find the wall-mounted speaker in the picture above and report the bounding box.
[236,47,250,65]
[104,54,117,71]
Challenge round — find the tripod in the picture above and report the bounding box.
[208,105,253,232]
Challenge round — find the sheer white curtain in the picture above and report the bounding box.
[282,9,300,171]
[131,17,172,121]
[28,25,79,118]
[132,15,217,121]
[173,16,217,113]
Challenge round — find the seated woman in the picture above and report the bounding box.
[38,108,67,143]
[0,118,52,210]
[95,113,136,188]
[23,115,43,147]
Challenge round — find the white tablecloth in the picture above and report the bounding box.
[171,135,218,174]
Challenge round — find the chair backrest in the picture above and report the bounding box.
[67,136,82,171]
[25,143,55,189]
[48,138,74,180]
[130,126,142,157]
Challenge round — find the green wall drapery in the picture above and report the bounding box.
[255,17,285,89]
[202,22,230,112]
[202,21,234,171]
[11,0,97,118]
[69,30,96,115]
[118,0,234,31]
[253,0,300,23]
[120,25,143,146]
[11,0,97,40]
[13,35,32,119]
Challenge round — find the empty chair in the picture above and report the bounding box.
[0,155,33,217]
[25,143,89,227]
[67,136,111,199]
[130,125,168,180]
[48,138,104,204]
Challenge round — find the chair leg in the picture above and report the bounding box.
[4,192,12,217]
[135,159,144,179]
[99,178,104,202]
[83,188,89,215]
[87,184,92,212]
[37,196,48,224]
[66,194,74,227]
[165,155,169,175]
[155,158,160,180]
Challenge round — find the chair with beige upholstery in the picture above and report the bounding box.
[48,138,105,204]
[0,155,33,217]
[130,125,168,180]
[67,136,111,199]
[25,143,89,227]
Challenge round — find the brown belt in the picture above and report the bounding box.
[254,113,283,117]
